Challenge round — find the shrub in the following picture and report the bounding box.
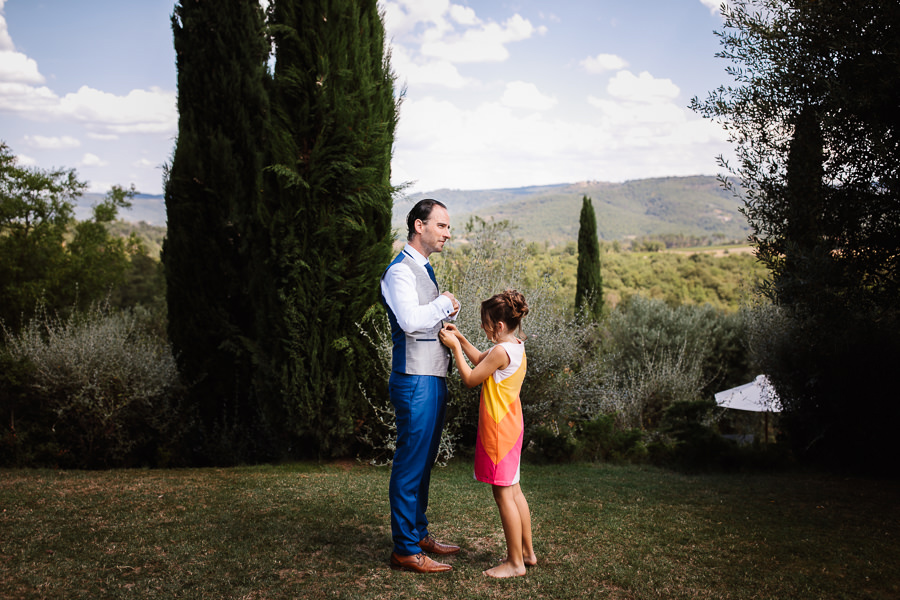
[744,300,900,474]
[575,413,646,463]
[1,302,187,468]
[524,423,580,463]
[603,296,752,428]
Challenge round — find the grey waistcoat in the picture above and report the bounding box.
[381,252,450,377]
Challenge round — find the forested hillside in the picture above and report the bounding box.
[397,175,750,244]
[81,175,749,246]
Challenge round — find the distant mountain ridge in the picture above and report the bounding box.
[396,175,749,243]
[77,175,750,243]
[75,193,167,226]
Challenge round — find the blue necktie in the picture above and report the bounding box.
[424,262,438,289]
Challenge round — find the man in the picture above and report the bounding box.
[380,199,461,573]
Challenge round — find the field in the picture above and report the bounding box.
[2,461,898,599]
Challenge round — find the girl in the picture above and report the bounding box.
[439,289,536,578]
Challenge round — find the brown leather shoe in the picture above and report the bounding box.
[390,552,452,573]
[418,535,460,555]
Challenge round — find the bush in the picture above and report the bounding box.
[524,423,580,463]
[603,296,753,428]
[745,300,900,474]
[1,303,188,468]
[575,413,647,463]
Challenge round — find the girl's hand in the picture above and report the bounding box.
[439,327,460,350]
[442,323,459,337]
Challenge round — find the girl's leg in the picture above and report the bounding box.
[484,484,527,578]
[511,484,536,566]
[498,485,537,567]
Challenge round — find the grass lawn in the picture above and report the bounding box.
[1,460,898,599]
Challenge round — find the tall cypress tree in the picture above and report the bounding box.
[163,0,271,462]
[575,195,604,320]
[266,0,398,456]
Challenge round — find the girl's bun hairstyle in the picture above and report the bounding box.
[481,289,529,333]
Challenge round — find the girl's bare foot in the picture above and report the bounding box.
[500,553,537,568]
[484,562,526,578]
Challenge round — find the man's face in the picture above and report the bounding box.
[416,205,451,256]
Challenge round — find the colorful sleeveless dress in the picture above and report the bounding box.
[474,340,526,486]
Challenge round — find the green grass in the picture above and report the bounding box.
[2,461,898,599]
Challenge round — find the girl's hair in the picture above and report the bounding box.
[481,289,529,336]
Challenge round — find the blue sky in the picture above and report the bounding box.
[0,0,733,196]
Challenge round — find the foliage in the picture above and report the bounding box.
[521,242,766,313]
[0,142,140,331]
[573,413,646,463]
[164,0,275,463]
[692,0,900,470]
[0,302,186,468]
[107,219,167,258]
[575,195,604,320]
[264,0,399,458]
[605,296,752,422]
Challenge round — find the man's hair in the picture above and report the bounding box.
[406,198,447,241]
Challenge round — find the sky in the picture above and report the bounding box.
[0,0,735,197]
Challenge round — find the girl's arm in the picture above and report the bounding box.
[440,329,509,388]
[442,324,489,365]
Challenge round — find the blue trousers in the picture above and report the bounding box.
[389,372,448,556]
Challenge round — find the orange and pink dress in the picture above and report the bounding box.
[474,339,527,486]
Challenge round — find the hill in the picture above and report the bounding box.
[396,175,749,244]
[74,175,751,244]
[75,193,167,226]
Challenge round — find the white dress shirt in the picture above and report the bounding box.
[381,244,456,333]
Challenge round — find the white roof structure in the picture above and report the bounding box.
[715,375,781,413]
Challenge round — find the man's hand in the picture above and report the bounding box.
[442,291,460,317]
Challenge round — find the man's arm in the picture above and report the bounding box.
[381,263,454,332]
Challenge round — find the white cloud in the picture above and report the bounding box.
[87,132,120,141]
[390,45,469,89]
[501,81,557,111]
[16,153,36,166]
[57,86,177,134]
[0,1,13,51]
[0,11,175,135]
[24,134,81,149]
[448,4,478,26]
[0,76,176,135]
[581,53,628,74]
[132,158,158,168]
[382,0,453,37]
[0,81,58,113]
[700,0,726,15]
[80,153,108,167]
[607,70,680,103]
[0,50,44,84]
[387,2,545,65]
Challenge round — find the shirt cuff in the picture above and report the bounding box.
[434,294,454,317]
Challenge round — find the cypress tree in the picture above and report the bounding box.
[266,0,398,456]
[575,195,604,320]
[163,0,271,462]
